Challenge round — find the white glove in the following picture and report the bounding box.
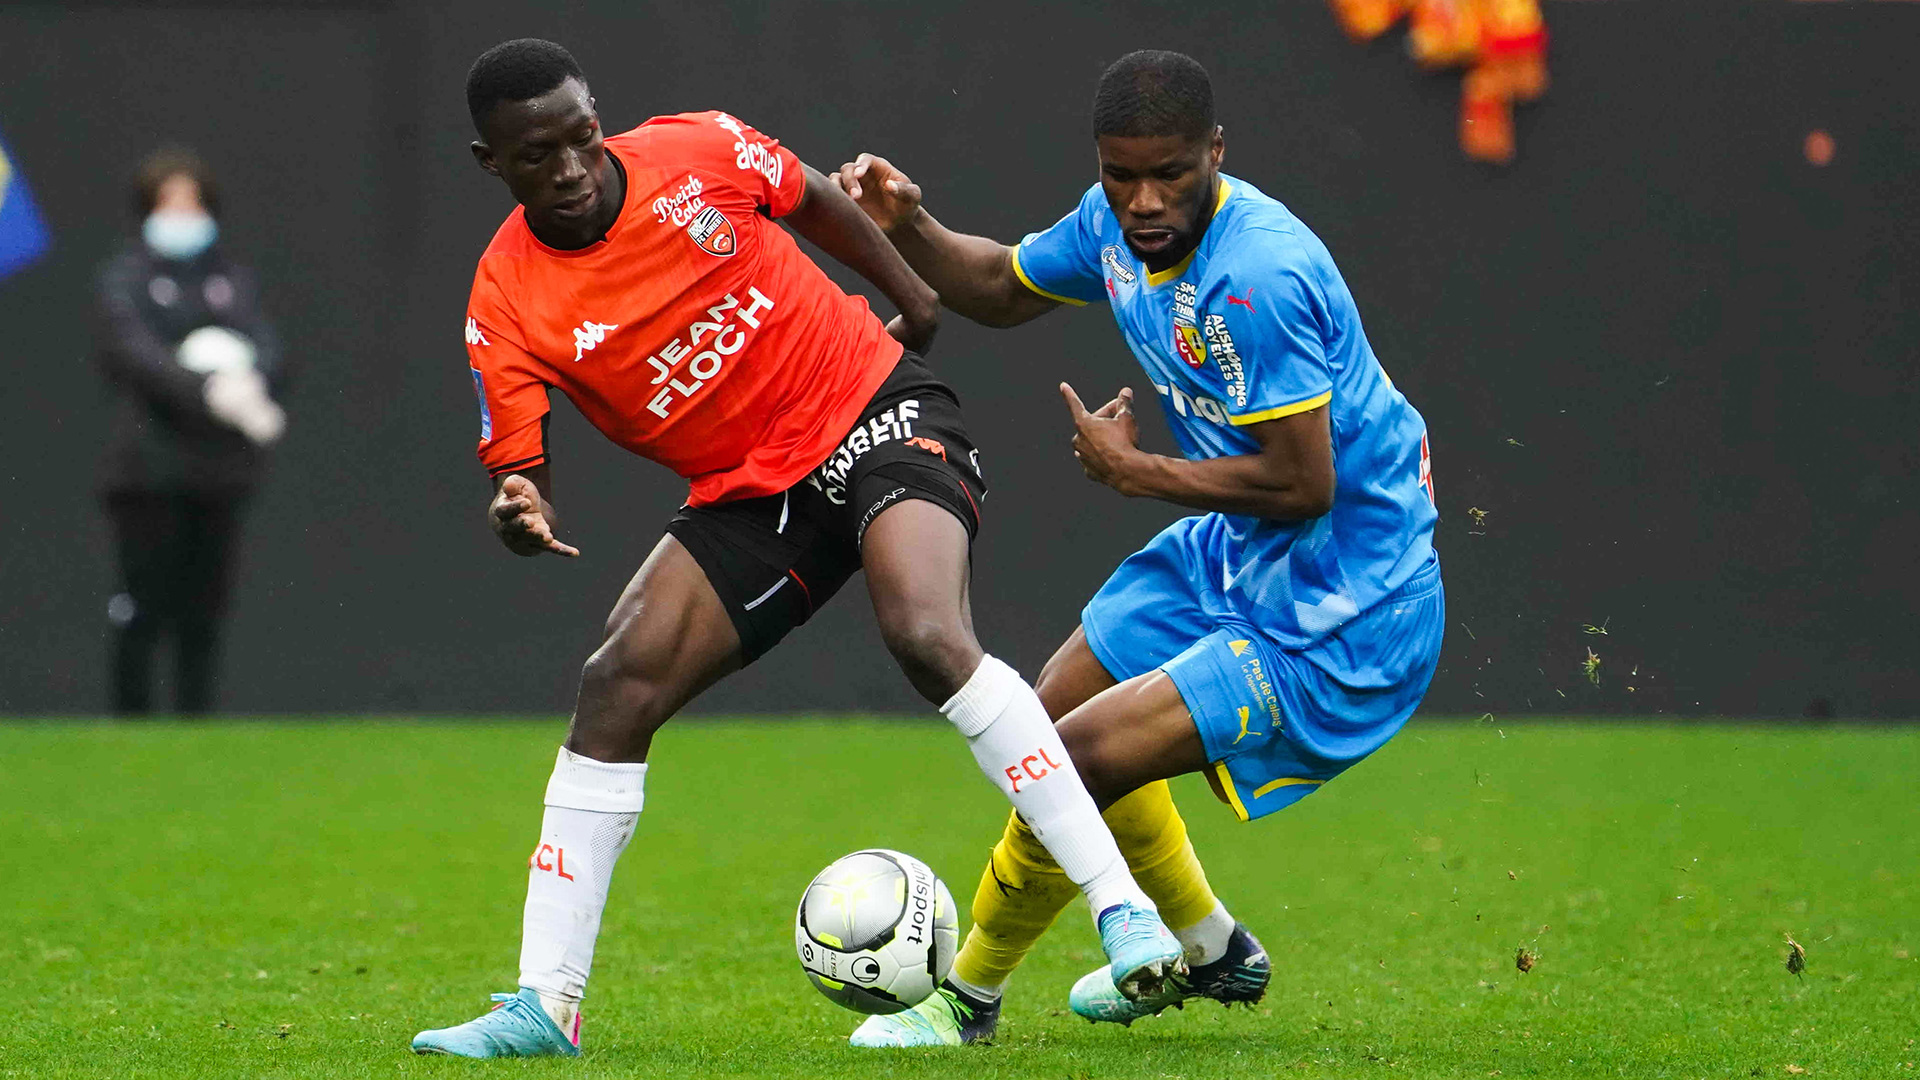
[203,368,286,447]
[177,325,257,375]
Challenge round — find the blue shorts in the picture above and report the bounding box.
[1082,517,1444,822]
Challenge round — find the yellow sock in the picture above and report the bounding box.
[951,810,1078,991]
[949,782,1223,991]
[1102,781,1221,933]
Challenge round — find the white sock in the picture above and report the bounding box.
[946,971,1002,1003]
[941,655,1152,918]
[1176,901,1236,965]
[517,746,646,1039]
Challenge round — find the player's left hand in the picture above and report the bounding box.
[1061,383,1143,493]
[885,310,939,355]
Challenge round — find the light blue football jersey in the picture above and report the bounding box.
[1014,174,1438,648]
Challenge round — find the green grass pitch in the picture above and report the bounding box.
[2,718,1915,1078]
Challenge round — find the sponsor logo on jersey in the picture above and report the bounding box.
[1171,281,1205,367]
[1202,313,1247,406]
[807,398,923,505]
[653,172,707,227]
[1152,381,1233,426]
[572,320,620,362]
[1226,288,1257,313]
[904,435,946,461]
[686,204,735,257]
[713,113,784,189]
[641,287,775,417]
[1100,245,1136,285]
[465,316,489,347]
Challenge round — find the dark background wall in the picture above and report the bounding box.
[1,1,1914,718]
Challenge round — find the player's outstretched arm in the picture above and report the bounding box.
[1061,384,1335,521]
[832,153,1059,329]
[490,467,580,558]
[783,164,941,354]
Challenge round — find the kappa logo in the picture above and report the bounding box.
[686,205,736,257]
[465,316,489,346]
[904,435,947,461]
[572,320,619,362]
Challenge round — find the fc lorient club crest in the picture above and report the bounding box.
[687,205,736,257]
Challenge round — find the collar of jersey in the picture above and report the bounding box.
[1145,179,1233,287]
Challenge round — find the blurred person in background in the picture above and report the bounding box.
[94,147,286,716]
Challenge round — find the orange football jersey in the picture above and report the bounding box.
[463,112,903,505]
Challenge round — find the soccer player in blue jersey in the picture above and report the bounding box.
[831,50,1443,1046]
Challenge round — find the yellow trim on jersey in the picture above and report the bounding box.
[1009,245,1089,307]
[1251,776,1325,799]
[1144,180,1233,286]
[1230,390,1332,426]
[1213,762,1251,821]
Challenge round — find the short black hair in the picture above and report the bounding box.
[466,38,586,134]
[1092,50,1214,141]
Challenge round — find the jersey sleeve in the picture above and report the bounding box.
[1008,185,1108,306]
[464,281,552,477]
[1202,246,1334,426]
[673,112,807,218]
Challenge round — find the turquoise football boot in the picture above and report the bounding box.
[410,988,581,1057]
[849,981,1000,1047]
[1095,901,1187,1001]
[1071,921,1270,1025]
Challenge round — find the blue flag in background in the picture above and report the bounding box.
[0,130,51,281]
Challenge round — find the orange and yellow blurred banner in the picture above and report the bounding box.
[1329,0,1549,164]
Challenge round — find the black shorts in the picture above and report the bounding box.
[665,352,987,664]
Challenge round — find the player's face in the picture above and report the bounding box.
[473,77,616,245]
[1096,129,1225,268]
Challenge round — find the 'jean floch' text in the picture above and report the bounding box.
[643,287,775,418]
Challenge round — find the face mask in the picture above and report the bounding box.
[142,210,217,261]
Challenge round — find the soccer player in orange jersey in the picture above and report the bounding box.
[409,40,1184,1058]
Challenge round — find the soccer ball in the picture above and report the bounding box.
[794,848,957,1014]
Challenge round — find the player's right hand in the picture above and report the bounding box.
[831,153,922,234]
[490,474,580,558]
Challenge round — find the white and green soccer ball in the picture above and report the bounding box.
[794,848,957,1014]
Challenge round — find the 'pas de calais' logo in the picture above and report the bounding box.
[686,205,736,257]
